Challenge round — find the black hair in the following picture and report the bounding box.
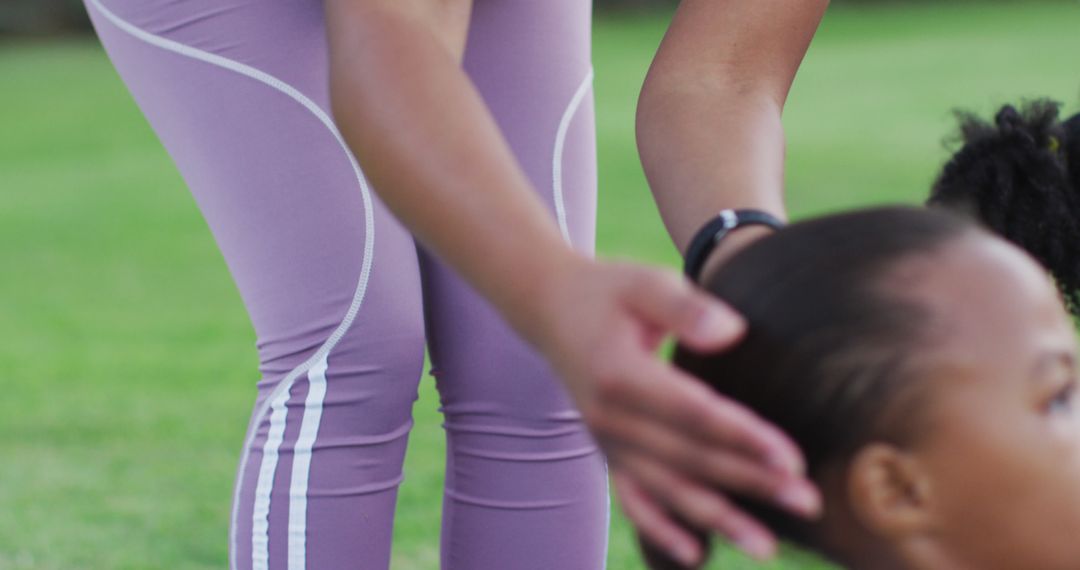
[928,99,1080,313]
[639,207,978,569]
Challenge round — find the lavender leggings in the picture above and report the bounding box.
[84,0,607,568]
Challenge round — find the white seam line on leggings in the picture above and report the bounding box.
[552,68,594,244]
[288,355,328,570]
[553,69,609,567]
[83,3,376,569]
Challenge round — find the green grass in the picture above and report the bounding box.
[2,2,1078,568]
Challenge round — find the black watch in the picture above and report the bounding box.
[682,209,785,282]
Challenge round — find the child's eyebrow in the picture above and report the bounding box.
[1030,350,1078,382]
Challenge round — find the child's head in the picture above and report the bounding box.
[652,206,1080,570]
[643,102,1080,569]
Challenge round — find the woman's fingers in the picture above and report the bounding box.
[618,455,778,561]
[600,267,805,473]
[594,405,820,518]
[611,470,704,568]
[602,352,806,478]
[532,261,822,566]
[621,267,746,352]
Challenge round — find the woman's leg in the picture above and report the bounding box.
[84,2,426,568]
[422,1,609,568]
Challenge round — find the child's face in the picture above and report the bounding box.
[898,234,1080,569]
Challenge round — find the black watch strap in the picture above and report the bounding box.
[682,209,785,282]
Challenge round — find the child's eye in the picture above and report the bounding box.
[1047,381,1077,414]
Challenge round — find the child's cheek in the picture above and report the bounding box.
[1047,413,1080,470]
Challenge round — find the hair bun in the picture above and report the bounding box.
[1064,112,1080,137]
[994,104,1024,131]
[1064,112,1080,176]
[989,100,1062,150]
[929,99,1080,313]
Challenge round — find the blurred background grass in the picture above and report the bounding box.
[1,1,1078,568]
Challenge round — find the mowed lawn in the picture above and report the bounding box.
[2,2,1078,568]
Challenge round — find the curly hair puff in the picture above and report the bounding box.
[928,99,1080,313]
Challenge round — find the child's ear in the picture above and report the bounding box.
[847,442,935,540]
[637,522,711,570]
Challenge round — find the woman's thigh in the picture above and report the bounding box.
[84,1,426,568]
[421,1,608,568]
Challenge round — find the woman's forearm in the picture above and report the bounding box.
[638,0,829,253]
[325,1,578,341]
[638,86,788,250]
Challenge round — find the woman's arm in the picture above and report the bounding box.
[325,1,817,565]
[325,0,569,332]
[639,0,829,275]
[632,0,831,559]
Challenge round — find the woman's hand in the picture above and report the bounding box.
[529,256,821,566]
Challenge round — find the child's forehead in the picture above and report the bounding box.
[886,234,1065,358]
[899,234,1053,314]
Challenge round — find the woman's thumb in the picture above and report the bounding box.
[626,269,745,351]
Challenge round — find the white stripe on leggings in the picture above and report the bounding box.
[83,3,377,569]
[602,459,611,570]
[252,384,292,568]
[552,68,595,244]
[288,355,328,570]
